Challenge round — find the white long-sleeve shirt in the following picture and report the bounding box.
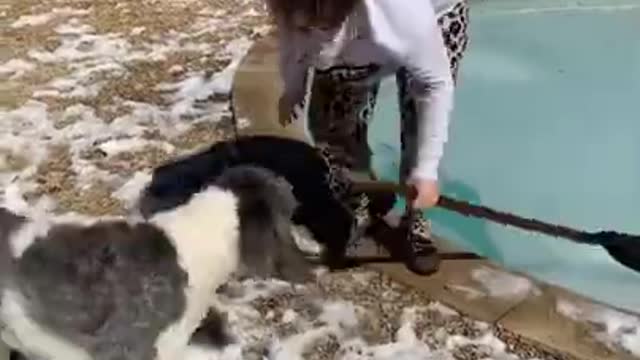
[277,0,462,181]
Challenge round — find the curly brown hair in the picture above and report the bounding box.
[265,0,359,29]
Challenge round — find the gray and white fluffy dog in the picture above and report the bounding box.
[0,165,314,360]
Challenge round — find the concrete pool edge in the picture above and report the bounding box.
[231,34,639,360]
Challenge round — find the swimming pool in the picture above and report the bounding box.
[369,0,640,313]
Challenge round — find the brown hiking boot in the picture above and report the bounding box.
[366,214,440,276]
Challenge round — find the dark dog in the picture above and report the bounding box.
[0,165,314,360]
[137,135,362,268]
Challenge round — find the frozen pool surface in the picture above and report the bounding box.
[369,0,640,313]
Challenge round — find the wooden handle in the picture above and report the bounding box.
[349,180,640,273]
[351,181,417,199]
[351,180,585,242]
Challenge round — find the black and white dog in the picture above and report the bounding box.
[0,165,314,360]
[138,135,371,269]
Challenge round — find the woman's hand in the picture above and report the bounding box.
[409,178,440,209]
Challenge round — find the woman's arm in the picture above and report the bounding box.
[383,0,455,181]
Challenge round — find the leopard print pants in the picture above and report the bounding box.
[303,1,470,250]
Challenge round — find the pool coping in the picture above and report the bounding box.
[231,33,639,360]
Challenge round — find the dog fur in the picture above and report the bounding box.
[211,165,314,283]
[138,135,355,268]
[0,165,314,360]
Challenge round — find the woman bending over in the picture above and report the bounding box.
[267,0,470,274]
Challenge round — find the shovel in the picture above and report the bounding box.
[350,180,640,274]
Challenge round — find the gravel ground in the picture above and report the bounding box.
[0,1,575,359]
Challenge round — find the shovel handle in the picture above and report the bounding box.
[351,180,586,240]
[349,180,640,274]
[351,181,417,200]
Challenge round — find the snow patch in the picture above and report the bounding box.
[0,59,36,80]
[221,278,297,305]
[1,183,55,218]
[446,332,520,360]
[319,301,361,329]
[28,20,129,99]
[0,31,240,191]
[10,7,89,28]
[281,309,298,324]
[97,138,175,157]
[339,308,436,359]
[270,327,336,360]
[128,31,214,63]
[426,302,459,317]
[235,117,251,130]
[55,21,95,35]
[557,299,640,357]
[471,266,540,299]
[155,37,252,120]
[156,73,225,120]
[209,37,253,95]
[183,344,243,360]
[0,100,156,192]
[113,171,152,210]
[445,284,485,299]
[130,26,146,36]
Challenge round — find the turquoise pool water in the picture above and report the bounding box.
[369,0,640,313]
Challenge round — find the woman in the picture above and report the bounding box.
[266,0,469,274]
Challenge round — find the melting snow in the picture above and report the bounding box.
[557,299,640,357]
[10,7,90,28]
[208,37,253,95]
[426,302,459,317]
[112,171,153,211]
[471,266,541,299]
[98,138,175,157]
[0,59,36,80]
[203,277,550,360]
[0,10,249,201]
[445,284,486,300]
[156,38,252,120]
[130,26,146,36]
